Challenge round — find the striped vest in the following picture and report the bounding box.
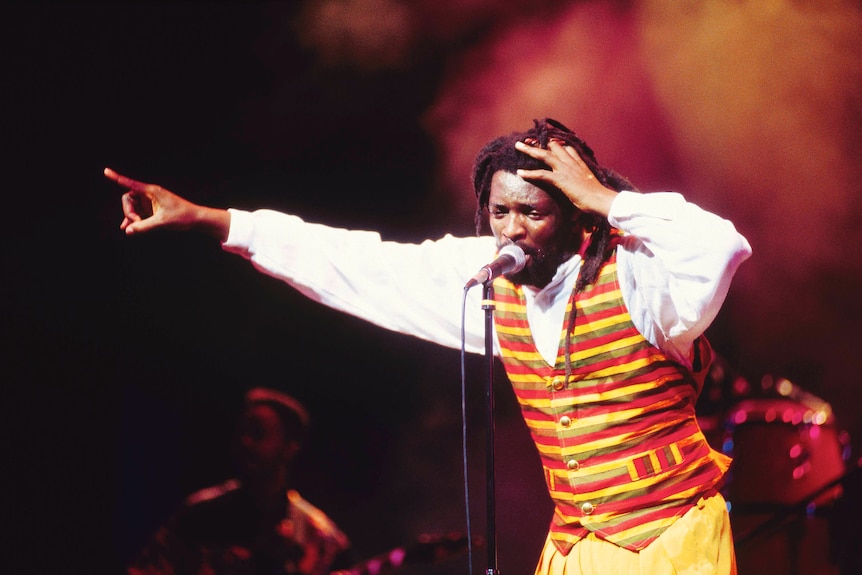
[492,248,729,553]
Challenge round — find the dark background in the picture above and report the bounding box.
[4,2,862,574]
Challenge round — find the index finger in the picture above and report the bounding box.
[515,140,549,160]
[553,142,591,171]
[103,167,153,192]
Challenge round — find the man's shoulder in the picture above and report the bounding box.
[287,490,350,548]
[184,478,242,508]
[163,480,249,542]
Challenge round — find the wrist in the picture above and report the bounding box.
[194,205,231,242]
[583,187,618,218]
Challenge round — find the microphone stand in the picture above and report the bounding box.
[481,281,499,575]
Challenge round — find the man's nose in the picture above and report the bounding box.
[502,213,527,241]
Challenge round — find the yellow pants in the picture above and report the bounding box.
[534,494,736,575]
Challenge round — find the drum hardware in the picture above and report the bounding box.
[719,375,853,575]
[732,461,860,549]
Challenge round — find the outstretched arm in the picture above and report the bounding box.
[105,167,231,241]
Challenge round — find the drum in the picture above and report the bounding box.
[722,397,850,575]
[721,397,847,508]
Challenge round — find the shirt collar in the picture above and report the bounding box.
[522,254,582,309]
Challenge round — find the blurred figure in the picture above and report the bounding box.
[127,388,351,575]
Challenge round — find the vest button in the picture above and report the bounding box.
[580,502,595,515]
[559,415,572,427]
[566,458,580,471]
[551,377,565,391]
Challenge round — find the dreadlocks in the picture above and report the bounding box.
[471,118,637,293]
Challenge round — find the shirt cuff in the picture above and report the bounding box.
[222,208,254,251]
[607,190,640,227]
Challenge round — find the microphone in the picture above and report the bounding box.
[465,244,527,288]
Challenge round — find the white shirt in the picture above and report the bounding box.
[222,191,751,368]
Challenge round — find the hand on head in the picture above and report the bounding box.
[514,140,617,218]
[104,167,230,240]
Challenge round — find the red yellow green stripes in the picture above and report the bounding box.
[491,250,728,553]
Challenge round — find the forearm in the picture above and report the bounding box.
[222,208,497,352]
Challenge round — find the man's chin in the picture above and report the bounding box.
[505,267,554,289]
[502,245,568,289]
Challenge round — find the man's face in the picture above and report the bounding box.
[487,170,579,289]
[233,404,296,479]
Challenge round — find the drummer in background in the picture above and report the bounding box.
[126,388,352,575]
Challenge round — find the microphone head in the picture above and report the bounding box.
[499,244,527,274]
[464,243,528,289]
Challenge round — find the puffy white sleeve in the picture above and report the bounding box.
[608,191,752,367]
[222,208,498,353]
